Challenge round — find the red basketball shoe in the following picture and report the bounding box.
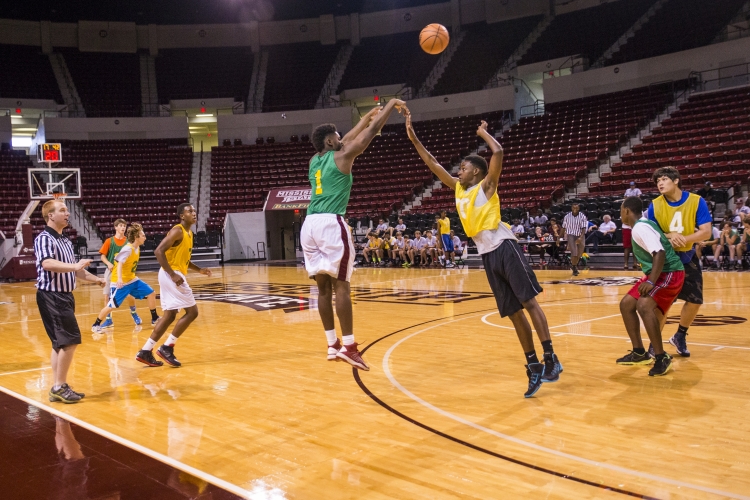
[336,343,369,371]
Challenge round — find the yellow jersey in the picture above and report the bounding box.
[650,192,702,253]
[111,243,139,284]
[368,237,383,249]
[437,217,450,235]
[165,224,193,275]
[455,182,501,238]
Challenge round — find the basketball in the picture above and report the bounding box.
[419,23,449,55]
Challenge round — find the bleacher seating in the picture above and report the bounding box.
[418,85,674,214]
[60,49,142,117]
[155,48,254,103]
[54,139,193,237]
[518,0,657,66]
[607,0,747,66]
[431,17,542,96]
[207,111,508,230]
[263,42,342,111]
[0,44,62,102]
[336,31,437,93]
[595,85,750,195]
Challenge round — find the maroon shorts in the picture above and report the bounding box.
[627,271,685,314]
[622,228,632,249]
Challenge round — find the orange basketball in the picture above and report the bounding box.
[419,24,449,55]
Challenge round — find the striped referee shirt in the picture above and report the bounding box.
[562,212,588,237]
[34,226,77,292]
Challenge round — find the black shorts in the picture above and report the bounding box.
[36,290,82,350]
[482,240,544,317]
[676,253,702,305]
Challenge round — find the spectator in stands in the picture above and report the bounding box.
[395,218,407,233]
[546,220,563,263]
[736,216,750,270]
[423,230,439,267]
[363,233,383,266]
[393,232,406,267]
[724,209,741,228]
[402,233,413,268]
[697,181,716,212]
[381,233,396,267]
[511,219,525,239]
[530,226,551,265]
[533,209,548,228]
[521,212,535,233]
[697,224,721,267]
[374,218,391,237]
[734,198,750,218]
[561,203,588,276]
[450,230,463,257]
[585,214,617,254]
[713,221,739,268]
[409,230,426,266]
[624,181,642,198]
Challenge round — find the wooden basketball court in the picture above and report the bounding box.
[0,264,748,499]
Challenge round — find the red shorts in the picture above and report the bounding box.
[622,228,632,249]
[627,271,685,314]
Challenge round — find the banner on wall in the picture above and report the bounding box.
[264,186,311,211]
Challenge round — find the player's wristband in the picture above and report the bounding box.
[646,280,655,286]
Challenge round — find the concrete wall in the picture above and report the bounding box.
[543,36,750,103]
[224,212,266,261]
[44,116,189,141]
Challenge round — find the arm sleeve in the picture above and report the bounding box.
[34,236,56,262]
[114,245,132,263]
[632,224,664,254]
[696,198,712,225]
[99,238,110,255]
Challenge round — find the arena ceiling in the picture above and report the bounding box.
[2,0,447,24]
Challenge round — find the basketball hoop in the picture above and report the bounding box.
[52,192,67,201]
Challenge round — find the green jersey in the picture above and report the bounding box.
[106,236,126,263]
[632,218,684,275]
[307,150,352,216]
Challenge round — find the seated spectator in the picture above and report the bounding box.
[374,218,391,237]
[736,216,750,270]
[529,226,551,265]
[585,214,616,254]
[521,213,535,233]
[713,221,739,268]
[724,209,741,228]
[510,219,525,239]
[546,220,563,262]
[734,198,750,218]
[624,181,642,197]
[402,233,414,268]
[450,230,463,257]
[395,218,407,233]
[363,232,383,266]
[409,230,426,266]
[392,232,406,267]
[422,230,439,267]
[697,181,716,212]
[696,224,721,265]
[533,209,548,228]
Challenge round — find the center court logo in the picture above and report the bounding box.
[187,282,495,313]
[540,276,641,287]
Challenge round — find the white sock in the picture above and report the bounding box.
[342,334,355,346]
[324,329,337,344]
[165,334,179,346]
[142,338,156,351]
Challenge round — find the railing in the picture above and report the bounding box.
[714,23,750,44]
[688,63,750,94]
[520,100,545,118]
[68,199,103,243]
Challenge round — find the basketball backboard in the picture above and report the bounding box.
[28,168,82,200]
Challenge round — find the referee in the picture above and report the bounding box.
[35,199,105,404]
[561,203,588,276]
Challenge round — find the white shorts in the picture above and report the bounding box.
[301,214,355,282]
[103,268,112,296]
[158,269,197,311]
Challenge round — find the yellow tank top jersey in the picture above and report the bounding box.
[111,243,140,284]
[437,217,450,235]
[165,224,193,275]
[455,182,501,238]
[651,193,700,252]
